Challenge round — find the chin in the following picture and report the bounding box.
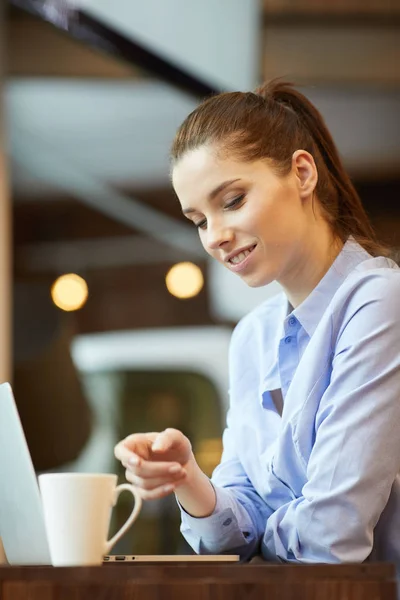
[241,272,275,288]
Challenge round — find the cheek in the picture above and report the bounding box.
[254,198,297,236]
[236,204,265,233]
[242,207,273,237]
[198,232,214,255]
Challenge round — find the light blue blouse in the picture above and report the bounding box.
[180,237,400,566]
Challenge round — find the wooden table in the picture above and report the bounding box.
[0,562,397,599]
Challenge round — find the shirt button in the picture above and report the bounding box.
[223,518,232,527]
[288,317,296,327]
[284,336,292,344]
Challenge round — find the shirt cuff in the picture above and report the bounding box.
[179,483,253,542]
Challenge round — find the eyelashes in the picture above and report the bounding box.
[194,194,245,229]
[224,194,245,210]
[195,219,207,230]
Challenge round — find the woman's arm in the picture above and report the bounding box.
[115,314,274,559]
[174,457,216,517]
[177,316,274,559]
[114,413,271,558]
[178,410,273,558]
[263,273,400,563]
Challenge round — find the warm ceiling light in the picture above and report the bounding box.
[51,273,89,312]
[165,262,204,299]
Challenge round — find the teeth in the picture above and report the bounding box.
[230,247,254,264]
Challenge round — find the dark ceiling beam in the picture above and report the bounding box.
[6,11,140,78]
[9,0,219,98]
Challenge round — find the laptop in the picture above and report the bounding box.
[0,382,238,565]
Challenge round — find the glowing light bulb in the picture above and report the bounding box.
[51,273,88,312]
[165,262,204,299]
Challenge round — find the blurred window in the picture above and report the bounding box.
[80,368,223,555]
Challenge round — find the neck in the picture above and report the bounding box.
[280,228,344,310]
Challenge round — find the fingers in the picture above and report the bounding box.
[114,432,158,463]
[124,469,186,501]
[131,483,176,501]
[124,456,187,497]
[151,428,182,453]
[125,456,186,479]
[125,470,186,491]
[114,441,132,464]
[114,429,188,465]
[114,429,190,501]
[114,430,176,462]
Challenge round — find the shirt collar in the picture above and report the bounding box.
[291,236,371,338]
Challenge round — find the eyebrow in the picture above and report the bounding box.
[182,178,241,215]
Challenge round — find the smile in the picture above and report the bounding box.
[227,245,257,272]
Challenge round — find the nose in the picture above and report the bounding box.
[205,220,234,251]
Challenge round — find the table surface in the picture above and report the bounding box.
[0,562,397,600]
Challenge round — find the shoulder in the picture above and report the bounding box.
[332,257,400,337]
[337,256,399,308]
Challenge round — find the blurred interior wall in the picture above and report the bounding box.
[83,0,261,90]
[0,0,11,385]
[0,1,11,565]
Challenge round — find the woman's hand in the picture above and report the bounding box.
[114,428,194,500]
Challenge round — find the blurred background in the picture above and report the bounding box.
[0,0,399,555]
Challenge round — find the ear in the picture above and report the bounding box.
[291,150,318,200]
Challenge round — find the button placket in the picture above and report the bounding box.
[279,321,299,399]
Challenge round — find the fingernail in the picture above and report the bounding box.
[169,465,181,474]
[152,441,164,451]
[128,456,139,466]
[163,484,175,493]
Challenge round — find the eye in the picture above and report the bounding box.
[194,218,207,230]
[224,194,245,210]
[193,194,245,230]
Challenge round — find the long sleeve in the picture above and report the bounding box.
[180,407,273,558]
[180,315,274,559]
[263,272,400,563]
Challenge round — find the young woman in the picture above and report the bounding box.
[114,80,400,565]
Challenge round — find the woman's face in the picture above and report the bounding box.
[172,145,317,288]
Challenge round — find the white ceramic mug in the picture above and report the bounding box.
[38,473,142,566]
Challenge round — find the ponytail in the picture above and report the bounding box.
[171,79,390,258]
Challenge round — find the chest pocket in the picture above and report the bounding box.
[269,420,308,503]
[293,359,333,467]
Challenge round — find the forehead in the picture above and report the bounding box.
[172,146,252,202]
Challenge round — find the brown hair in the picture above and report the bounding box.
[171,79,389,258]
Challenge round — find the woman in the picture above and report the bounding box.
[114,81,400,564]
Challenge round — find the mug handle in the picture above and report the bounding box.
[104,484,142,554]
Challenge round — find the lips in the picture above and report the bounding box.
[226,244,256,265]
[223,245,257,274]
